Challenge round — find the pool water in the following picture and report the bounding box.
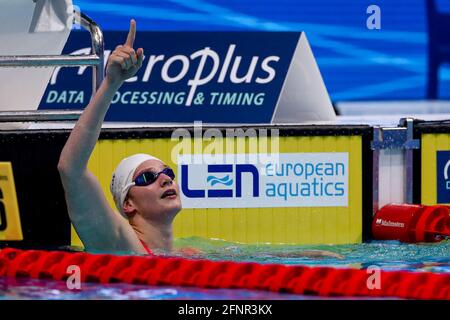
[171,237,450,272]
[0,277,309,300]
[0,238,449,300]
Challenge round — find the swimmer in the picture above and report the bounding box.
[58,19,182,255]
[58,19,342,259]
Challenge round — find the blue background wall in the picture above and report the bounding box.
[72,0,450,102]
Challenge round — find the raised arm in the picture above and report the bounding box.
[59,20,143,174]
[58,20,145,253]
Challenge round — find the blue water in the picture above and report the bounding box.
[0,278,307,300]
[172,238,450,272]
[71,0,450,101]
[0,238,449,299]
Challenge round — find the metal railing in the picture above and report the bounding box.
[0,110,82,123]
[371,118,420,214]
[0,11,103,122]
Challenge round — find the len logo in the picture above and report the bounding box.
[181,164,259,198]
[436,151,450,203]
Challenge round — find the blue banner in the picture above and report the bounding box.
[436,150,450,203]
[40,31,300,123]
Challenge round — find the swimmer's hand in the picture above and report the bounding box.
[273,250,344,259]
[105,19,144,86]
[152,247,204,257]
[176,247,204,256]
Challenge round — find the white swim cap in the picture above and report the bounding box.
[110,153,162,218]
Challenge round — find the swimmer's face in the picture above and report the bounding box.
[124,159,182,221]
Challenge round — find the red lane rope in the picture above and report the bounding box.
[0,248,449,299]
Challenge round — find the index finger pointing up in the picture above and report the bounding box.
[125,19,136,47]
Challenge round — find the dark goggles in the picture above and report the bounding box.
[134,167,175,186]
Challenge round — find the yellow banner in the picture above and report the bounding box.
[72,135,363,246]
[421,133,450,205]
[0,162,23,241]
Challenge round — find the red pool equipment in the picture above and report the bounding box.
[372,204,450,242]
